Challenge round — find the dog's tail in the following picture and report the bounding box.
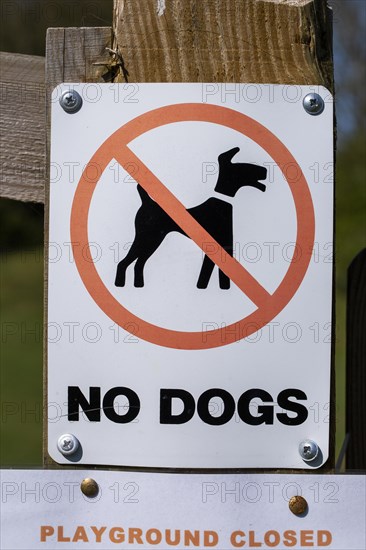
[137,184,153,203]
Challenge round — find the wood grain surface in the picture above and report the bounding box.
[43,27,112,467]
[113,0,333,89]
[0,52,46,202]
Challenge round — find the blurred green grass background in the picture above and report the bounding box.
[1,246,43,465]
[0,0,365,468]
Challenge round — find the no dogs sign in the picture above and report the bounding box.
[48,84,333,468]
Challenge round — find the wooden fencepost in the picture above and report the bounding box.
[43,27,113,466]
[42,0,335,470]
[111,0,335,472]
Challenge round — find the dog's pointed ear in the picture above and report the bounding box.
[218,147,240,165]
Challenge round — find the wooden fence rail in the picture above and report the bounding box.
[0,52,46,203]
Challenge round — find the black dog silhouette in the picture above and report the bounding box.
[115,147,267,289]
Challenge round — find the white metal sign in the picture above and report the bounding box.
[48,83,333,468]
[1,471,365,550]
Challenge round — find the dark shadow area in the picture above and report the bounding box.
[0,0,113,56]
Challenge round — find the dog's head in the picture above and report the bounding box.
[214,147,267,197]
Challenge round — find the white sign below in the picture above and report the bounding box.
[48,83,334,468]
[1,471,365,550]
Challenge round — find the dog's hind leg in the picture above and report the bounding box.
[115,262,127,287]
[134,257,147,287]
[197,255,215,288]
[133,235,166,287]
[115,244,140,287]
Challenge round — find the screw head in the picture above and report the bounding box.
[299,439,319,461]
[80,478,99,498]
[303,93,325,115]
[57,433,80,456]
[59,90,83,114]
[289,495,308,515]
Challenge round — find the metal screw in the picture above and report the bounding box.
[57,434,80,456]
[303,93,325,116]
[80,478,99,498]
[289,495,308,515]
[299,439,319,461]
[59,90,83,114]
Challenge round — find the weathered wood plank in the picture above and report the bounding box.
[112,0,333,90]
[46,27,112,91]
[44,26,112,467]
[0,29,112,204]
[346,249,366,470]
[0,52,46,203]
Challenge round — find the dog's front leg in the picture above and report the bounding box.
[197,255,215,288]
[219,269,230,289]
[219,242,232,289]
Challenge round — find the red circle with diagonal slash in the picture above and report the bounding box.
[71,103,315,350]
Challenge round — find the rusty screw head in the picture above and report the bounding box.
[80,478,99,498]
[289,495,308,515]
